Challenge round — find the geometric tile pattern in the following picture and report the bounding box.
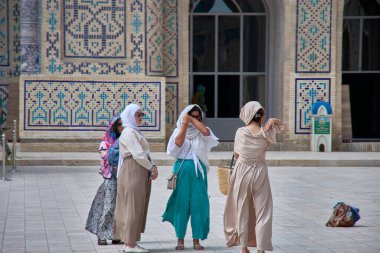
[146,0,164,75]
[43,0,144,75]
[166,82,178,126]
[0,0,9,66]
[20,0,39,73]
[146,0,177,77]
[0,0,20,77]
[296,0,331,73]
[23,80,162,131]
[63,0,126,58]
[162,0,178,77]
[295,78,331,134]
[0,84,9,128]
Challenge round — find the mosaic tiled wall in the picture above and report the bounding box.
[166,82,178,127]
[295,78,331,134]
[43,0,144,75]
[295,0,331,73]
[63,0,126,58]
[0,0,20,77]
[146,0,178,77]
[23,80,162,132]
[20,0,39,73]
[0,84,9,128]
[0,0,9,67]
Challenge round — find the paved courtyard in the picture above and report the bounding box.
[0,166,379,253]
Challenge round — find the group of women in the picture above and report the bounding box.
[85,101,284,253]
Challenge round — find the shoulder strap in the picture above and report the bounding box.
[229,154,234,170]
[175,144,192,175]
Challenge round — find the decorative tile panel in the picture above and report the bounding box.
[42,0,144,75]
[24,80,162,131]
[296,0,331,73]
[63,0,126,58]
[0,84,9,128]
[20,0,39,73]
[166,82,178,126]
[0,0,9,66]
[0,0,20,77]
[295,78,331,134]
[146,0,177,77]
[162,0,178,77]
[146,0,163,75]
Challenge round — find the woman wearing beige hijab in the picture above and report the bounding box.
[114,104,158,253]
[224,101,284,253]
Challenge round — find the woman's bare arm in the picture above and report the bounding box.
[175,114,190,147]
[189,116,210,136]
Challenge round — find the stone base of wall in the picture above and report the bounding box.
[18,138,167,152]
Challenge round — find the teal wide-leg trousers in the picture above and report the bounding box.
[162,159,209,240]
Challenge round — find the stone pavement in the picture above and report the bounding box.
[1,165,380,253]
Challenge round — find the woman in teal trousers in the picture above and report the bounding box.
[162,104,218,250]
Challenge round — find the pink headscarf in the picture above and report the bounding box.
[99,114,121,178]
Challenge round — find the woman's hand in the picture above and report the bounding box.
[151,166,158,180]
[264,118,281,130]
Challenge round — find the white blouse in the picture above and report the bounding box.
[119,127,154,170]
[166,128,219,178]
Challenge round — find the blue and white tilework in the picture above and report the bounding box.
[296,0,332,73]
[23,80,162,131]
[295,78,331,134]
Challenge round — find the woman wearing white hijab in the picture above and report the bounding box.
[224,101,284,253]
[113,104,158,253]
[162,104,218,250]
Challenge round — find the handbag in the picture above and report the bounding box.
[217,154,235,195]
[167,145,192,190]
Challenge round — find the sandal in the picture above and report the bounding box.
[193,244,204,250]
[97,239,107,245]
[111,239,123,244]
[175,244,185,250]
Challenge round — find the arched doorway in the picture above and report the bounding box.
[189,0,267,140]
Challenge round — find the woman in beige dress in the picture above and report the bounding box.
[114,104,158,253]
[224,101,284,253]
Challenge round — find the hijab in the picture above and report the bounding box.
[101,114,121,146]
[117,103,142,177]
[174,104,218,178]
[99,114,121,179]
[239,101,264,125]
[120,103,141,131]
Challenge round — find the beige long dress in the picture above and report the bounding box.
[113,127,153,244]
[224,125,283,251]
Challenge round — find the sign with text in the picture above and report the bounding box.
[314,116,330,134]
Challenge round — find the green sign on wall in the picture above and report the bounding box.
[314,116,330,134]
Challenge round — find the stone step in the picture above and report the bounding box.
[6,151,380,167]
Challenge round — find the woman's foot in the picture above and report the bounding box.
[193,239,204,250]
[124,244,149,253]
[242,247,250,253]
[97,239,107,245]
[175,239,185,250]
[257,251,265,253]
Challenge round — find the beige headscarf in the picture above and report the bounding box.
[239,101,264,125]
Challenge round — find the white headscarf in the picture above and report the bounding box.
[117,103,141,177]
[120,103,141,131]
[175,104,218,178]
